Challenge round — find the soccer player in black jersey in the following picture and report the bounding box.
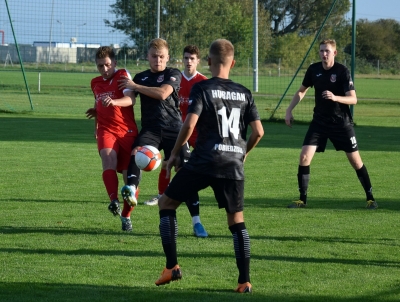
[153,39,264,293]
[117,38,202,230]
[116,38,182,206]
[142,44,209,239]
[285,39,377,209]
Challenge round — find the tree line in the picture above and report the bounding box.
[105,0,400,72]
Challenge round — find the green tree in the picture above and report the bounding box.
[261,0,352,68]
[352,19,400,62]
[179,0,271,65]
[104,0,187,58]
[260,0,351,37]
[268,33,315,68]
[105,0,271,65]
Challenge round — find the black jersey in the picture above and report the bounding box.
[185,77,260,180]
[133,67,182,132]
[303,62,354,126]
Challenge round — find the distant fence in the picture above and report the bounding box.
[0,44,100,64]
[1,0,399,121]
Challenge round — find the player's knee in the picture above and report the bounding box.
[299,153,312,165]
[158,194,179,210]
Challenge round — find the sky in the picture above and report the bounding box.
[0,0,399,46]
[354,0,400,21]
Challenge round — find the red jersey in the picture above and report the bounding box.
[91,69,138,137]
[179,71,207,122]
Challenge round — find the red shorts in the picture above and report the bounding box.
[97,128,136,172]
[188,128,198,148]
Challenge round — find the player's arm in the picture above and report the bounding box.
[94,109,98,139]
[85,107,96,119]
[102,90,135,107]
[85,100,98,138]
[166,113,198,177]
[134,83,174,100]
[118,75,174,100]
[322,89,357,105]
[285,85,309,127]
[245,120,264,161]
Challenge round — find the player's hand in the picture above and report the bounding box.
[102,96,115,107]
[322,90,336,101]
[131,146,141,156]
[85,108,97,119]
[118,75,136,90]
[166,154,180,178]
[285,111,294,128]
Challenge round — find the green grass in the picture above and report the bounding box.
[0,117,399,302]
[1,70,400,123]
[0,70,399,301]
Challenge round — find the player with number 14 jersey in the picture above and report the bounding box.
[186,78,260,180]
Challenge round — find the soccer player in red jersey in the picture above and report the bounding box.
[178,45,208,148]
[143,45,208,238]
[86,46,139,232]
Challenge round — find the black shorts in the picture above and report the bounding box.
[165,167,244,214]
[134,128,190,166]
[303,121,359,153]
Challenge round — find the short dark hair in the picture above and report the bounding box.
[209,39,234,65]
[183,45,200,58]
[95,46,116,61]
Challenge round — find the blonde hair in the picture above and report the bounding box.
[320,39,336,49]
[209,39,234,65]
[148,38,169,51]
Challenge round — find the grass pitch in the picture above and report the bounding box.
[0,70,399,302]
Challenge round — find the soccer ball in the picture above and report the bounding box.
[135,145,162,171]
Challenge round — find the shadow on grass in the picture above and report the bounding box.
[0,280,400,302]
[245,197,400,211]
[0,243,399,269]
[4,195,400,211]
[1,208,399,269]
[0,116,399,152]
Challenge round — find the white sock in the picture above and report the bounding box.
[192,216,200,226]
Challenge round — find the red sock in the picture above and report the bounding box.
[158,169,170,195]
[121,199,134,217]
[102,169,118,201]
[121,187,139,217]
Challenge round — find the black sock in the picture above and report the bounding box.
[356,165,374,200]
[185,192,200,217]
[298,165,310,203]
[127,155,141,187]
[159,209,178,269]
[229,222,250,284]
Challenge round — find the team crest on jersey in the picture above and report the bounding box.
[330,74,337,83]
[170,77,177,81]
[157,75,164,83]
